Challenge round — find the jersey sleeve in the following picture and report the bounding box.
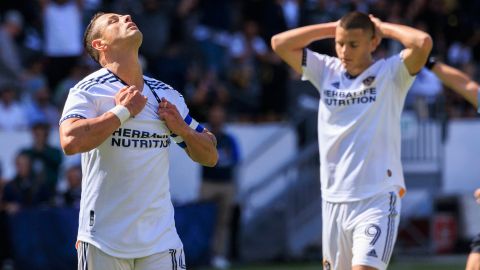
[301,48,339,93]
[59,88,98,125]
[386,52,416,94]
[169,91,205,149]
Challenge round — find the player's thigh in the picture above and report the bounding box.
[321,200,353,270]
[135,248,186,270]
[352,191,401,270]
[77,242,133,270]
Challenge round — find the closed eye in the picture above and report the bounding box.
[107,15,119,24]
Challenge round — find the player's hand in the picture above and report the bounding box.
[157,97,189,136]
[115,85,147,117]
[474,188,480,204]
[369,14,384,38]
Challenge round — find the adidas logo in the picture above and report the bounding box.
[331,82,340,89]
[367,249,378,258]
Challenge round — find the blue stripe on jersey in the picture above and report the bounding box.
[76,73,117,91]
[144,78,174,91]
[184,115,193,125]
[59,114,86,125]
[195,124,204,132]
[177,142,187,148]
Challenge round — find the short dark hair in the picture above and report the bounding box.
[339,11,375,37]
[83,12,105,63]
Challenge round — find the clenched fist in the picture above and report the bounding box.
[157,97,189,136]
[115,85,147,117]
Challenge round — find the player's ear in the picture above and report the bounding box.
[92,39,107,52]
[370,33,381,53]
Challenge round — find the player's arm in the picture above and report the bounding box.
[271,22,337,74]
[369,15,432,75]
[430,60,479,108]
[60,86,147,155]
[158,98,218,167]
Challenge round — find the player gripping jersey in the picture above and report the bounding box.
[61,68,196,258]
[60,12,218,270]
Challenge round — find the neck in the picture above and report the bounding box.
[347,58,374,77]
[103,52,143,89]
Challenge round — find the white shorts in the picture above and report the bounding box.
[77,242,186,270]
[322,190,401,270]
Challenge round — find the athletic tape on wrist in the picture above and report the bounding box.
[109,105,131,124]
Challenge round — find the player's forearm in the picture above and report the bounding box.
[432,62,479,107]
[271,22,337,73]
[380,22,432,52]
[272,22,337,52]
[181,130,218,167]
[59,113,122,155]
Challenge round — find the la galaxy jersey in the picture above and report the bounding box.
[60,68,204,258]
[302,49,415,202]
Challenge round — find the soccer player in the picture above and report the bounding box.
[426,58,480,270]
[59,13,218,270]
[271,12,432,270]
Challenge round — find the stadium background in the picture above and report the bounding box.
[0,0,479,269]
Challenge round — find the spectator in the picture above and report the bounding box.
[20,55,48,107]
[61,164,82,208]
[24,81,60,127]
[183,0,237,72]
[19,121,62,200]
[40,0,83,90]
[53,61,90,109]
[185,68,229,123]
[200,104,240,269]
[0,10,24,88]
[405,67,443,120]
[0,84,28,131]
[2,152,51,213]
[136,0,173,62]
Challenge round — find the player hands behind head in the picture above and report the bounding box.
[272,11,431,270]
[59,12,218,270]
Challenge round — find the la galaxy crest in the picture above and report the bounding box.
[362,76,375,86]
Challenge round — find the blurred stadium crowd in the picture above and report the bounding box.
[0,0,479,268]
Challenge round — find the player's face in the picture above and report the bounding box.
[335,26,377,76]
[95,13,143,49]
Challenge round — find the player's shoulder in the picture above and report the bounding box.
[381,52,404,67]
[144,75,184,100]
[305,49,341,67]
[73,68,117,92]
[144,75,175,91]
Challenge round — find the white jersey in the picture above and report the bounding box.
[60,68,204,258]
[302,49,415,202]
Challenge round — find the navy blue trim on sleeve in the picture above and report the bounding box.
[59,114,86,125]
